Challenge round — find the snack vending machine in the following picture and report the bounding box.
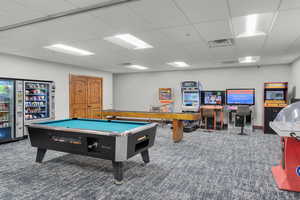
[0,79,14,142]
[23,81,55,135]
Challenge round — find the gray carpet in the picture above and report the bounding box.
[1,127,300,200]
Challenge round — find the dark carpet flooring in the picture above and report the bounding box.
[1,127,300,200]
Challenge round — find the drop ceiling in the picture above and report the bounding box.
[0,0,299,73]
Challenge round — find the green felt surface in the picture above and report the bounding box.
[38,119,148,133]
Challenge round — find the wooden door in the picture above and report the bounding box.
[69,74,103,119]
[87,77,102,119]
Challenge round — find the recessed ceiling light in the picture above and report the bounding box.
[125,65,149,70]
[167,61,190,68]
[44,44,94,56]
[238,56,260,64]
[233,13,274,38]
[104,34,153,50]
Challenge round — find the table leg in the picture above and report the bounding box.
[214,110,217,130]
[172,120,183,143]
[112,161,123,185]
[36,148,47,163]
[141,150,150,164]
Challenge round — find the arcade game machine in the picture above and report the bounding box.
[159,88,174,112]
[181,81,202,132]
[264,82,288,134]
[226,89,255,133]
[200,91,225,130]
[270,102,300,192]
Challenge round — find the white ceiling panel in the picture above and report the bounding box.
[31,12,114,44]
[89,4,155,33]
[159,25,203,45]
[173,0,229,23]
[279,0,300,10]
[210,46,237,61]
[195,20,232,41]
[235,36,265,56]
[66,0,110,8]
[228,0,280,17]
[128,0,188,28]
[0,1,44,27]
[14,0,76,15]
[264,9,300,53]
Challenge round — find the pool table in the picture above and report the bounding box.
[27,118,158,184]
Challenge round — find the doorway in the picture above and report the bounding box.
[69,74,103,119]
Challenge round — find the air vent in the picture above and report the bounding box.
[208,38,234,48]
[221,60,238,65]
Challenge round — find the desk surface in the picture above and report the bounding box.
[101,110,201,120]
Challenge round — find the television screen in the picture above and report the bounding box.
[183,91,199,106]
[201,91,225,105]
[266,90,284,100]
[226,89,255,105]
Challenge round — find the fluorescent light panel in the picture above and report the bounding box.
[104,34,153,50]
[125,65,149,70]
[167,61,190,68]
[239,56,260,64]
[44,44,94,56]
[236,14,266,38]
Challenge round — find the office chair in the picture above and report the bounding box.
[236,105,251,135]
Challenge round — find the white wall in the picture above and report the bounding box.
[291,58,300,98]
[114,65,291,126]
[0,53,113,119]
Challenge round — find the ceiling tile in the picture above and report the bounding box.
[195,20,232,41]
[66,0,109,8]
[31,12,114,43]
[89,4,155,33]
[264,9,300,53]
[14,0,76,15]
[228,0,281,17]
[160,25,203,45]
[279,0,300,10]
[173,0,229,23]
[235,35,265,56]
[128,0,188,28]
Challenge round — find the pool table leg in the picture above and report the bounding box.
[112,161,123,185]
[36,148,47,163]
[141,150,150,164]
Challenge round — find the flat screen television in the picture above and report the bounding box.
[226,89,255,105]
[201,91,225,105]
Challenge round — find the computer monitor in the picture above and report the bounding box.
[201,91,225,105]
[226,89,255,105]
[265,90,285,100]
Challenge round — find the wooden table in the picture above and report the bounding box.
[101,110,201,143]
[200,105,224,130]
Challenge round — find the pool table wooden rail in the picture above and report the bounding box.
[100,110,201,142]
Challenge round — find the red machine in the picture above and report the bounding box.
[270,103,300,192]
[272,137,300,192]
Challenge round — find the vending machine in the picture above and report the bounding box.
[23,80,55,135]
[0,78,55,144]
[0,79,14,143]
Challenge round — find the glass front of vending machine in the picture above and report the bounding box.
[0,79,14,142]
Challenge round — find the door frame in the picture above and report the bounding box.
[69,74,103,118]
